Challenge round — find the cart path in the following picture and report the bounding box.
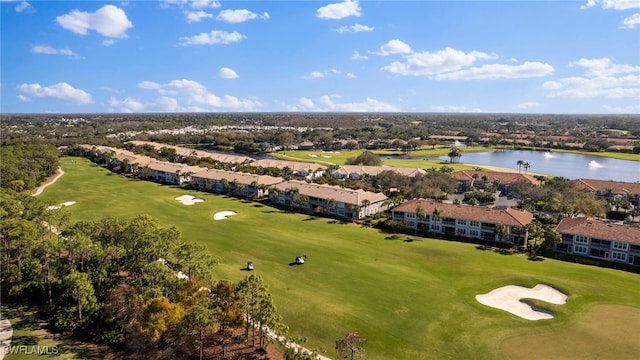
[0,316,12,360]
[33,168,64,196]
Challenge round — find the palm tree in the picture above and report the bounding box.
[523,162,531,174]
[516,160,524,174]
[448,147,462,164]
[362,199,371,217]
[415,205,426,219]
[432,207,442,221]
[220,178,230,194]
[469,198,479,207]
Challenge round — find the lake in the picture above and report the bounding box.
[430,150,640,182]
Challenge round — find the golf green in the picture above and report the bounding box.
[38,157,640,359]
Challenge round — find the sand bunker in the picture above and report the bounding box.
[214,211,237,220]
[476,284,567,320]
[175,195,204,205]
[46,201,77,210]
[309,154,318,157]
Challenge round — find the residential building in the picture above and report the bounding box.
[572,179,640,205]
[452,170,539,195]
[392,199,533,244]
[269,180,389,219]
[146,161,205,185]
[555,217,640,266]
[332,165,427,180]
[191,169,282,198]
[251,159,326,180]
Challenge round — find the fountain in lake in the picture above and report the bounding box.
[588,160,604,168]
[543,152,556,159]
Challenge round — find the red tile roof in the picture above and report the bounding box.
[394,199,533,227]
[453,171,539,185]
[273,180,388,206]
[572,179,640,195]
[556,217,640,244]
[191,168,283,186]
[335,165,426,178]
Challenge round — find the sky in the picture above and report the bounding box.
[1,0,639,114]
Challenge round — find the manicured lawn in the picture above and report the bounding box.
[270,147,489,172]
[38,157,640,359]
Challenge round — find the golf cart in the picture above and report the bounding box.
[295,255,306,265]
[247,261,254,271]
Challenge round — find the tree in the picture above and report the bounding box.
[468,198,479,207]
[180,291,218,360]
[516,160,524,174]
[523,162,531,174]
[447,147,462,163]
[62,269,98,327]
[336,332,366,360]
[495,224,510,242]
[136,296,185,342]
[345,151,382,166]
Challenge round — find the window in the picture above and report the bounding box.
[613,242,629,251]
[575,235,589,244]
[573,245,588,254]
[457,219,467,225]
[470,221,480,227]
[611,252,627,262]
[457,228,467,235]
[406,213,415,219]
[469,230,480,237]
[430,224,440,231]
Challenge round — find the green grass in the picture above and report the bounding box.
[37,157,640,359]
[548,148,640,161]
[3,305,104,360]
[271,147,490,172]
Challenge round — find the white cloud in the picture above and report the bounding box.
[56,5,133,39]
[335,23,374,33]
[31,45,78,58]
[435,61,554,80]
[15,1,32,12]
[431,105,488,113]
[185,10,213,23]
[351,51,368,60]
[17,82,92,104]
[102,39,116,47]
[162,0,220,9]
[346,73,356,78]
[16,94,31,102]
[109,96,179,113]
[316,0,361,20]
[622,13,640,28]
[219,67,239,79]
[570,57,640,76]
[582,0,640,10]
[178,30,246,46]
[138,79,260,111]
[286,95,399,112]
[382,47,496,76]
[303,69,340,79]
[373,39,412,56]
[517,102,543,109]
[216,9,269,23]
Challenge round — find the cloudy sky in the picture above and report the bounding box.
[1,0,639,113]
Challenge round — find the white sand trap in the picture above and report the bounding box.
[309,154,318,157]
[175,195,204,205]
[46,201,77,210]
[476,284,567,320]
[214,211,237,220]
[322,155,332,158]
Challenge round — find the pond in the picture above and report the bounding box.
[429,150,640,182]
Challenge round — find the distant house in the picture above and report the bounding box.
[332,165,426,181]
[555,217,640,266]
[250,159,326,180]
[191,169,282,198]
[572,179,640,205]
[269,180,389,219]
[452,170,539,195]
[127,140,253,167]
[392,199,533,244]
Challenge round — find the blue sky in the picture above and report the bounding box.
[1,0,639,113]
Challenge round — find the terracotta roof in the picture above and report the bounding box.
[572,179,640,195]
[128,140,253,164]
[147,161,205,174]
[191,168,283,186]
[393,199,533,227]
[556,217,640,244]
[452,171,539,185]
[273,180,388,206]
[334,165,426,178]
[251,159,327,172]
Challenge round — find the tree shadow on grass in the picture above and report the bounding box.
[303,216,318,221]
[385,234,421,242]
[327,220,349,225]
[252,204,264,208]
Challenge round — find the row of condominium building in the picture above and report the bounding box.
[76,142,640,268]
